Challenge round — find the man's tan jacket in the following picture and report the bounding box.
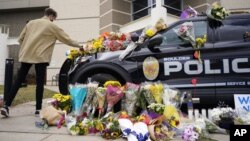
[18,16,81,63]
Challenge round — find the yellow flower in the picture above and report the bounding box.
[145,29,156,37]
[155,126,161,134]
[163,105,180,127]
[150,83,164,103]
[111,132,120,138]
[104,81,121,87]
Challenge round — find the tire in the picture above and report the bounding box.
[73,73,119,86]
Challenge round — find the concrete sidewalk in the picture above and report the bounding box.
[0,86,229,141]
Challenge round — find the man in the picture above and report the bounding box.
[1,8,82,117]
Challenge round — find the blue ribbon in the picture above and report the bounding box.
[136,132,149,141]
[123,128,132,135]
[123,128,149,141]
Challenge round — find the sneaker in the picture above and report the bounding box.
[35,110,40,117]
[1,105,9,117]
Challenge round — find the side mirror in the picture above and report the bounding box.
[148,34,163,52]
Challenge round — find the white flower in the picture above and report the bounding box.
[211,108,222,122]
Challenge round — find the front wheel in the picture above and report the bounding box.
[72,73,120,86]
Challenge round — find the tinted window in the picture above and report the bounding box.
[215,19,250,42]
[161,21,207,46]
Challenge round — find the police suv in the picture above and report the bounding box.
[59,13,250,108]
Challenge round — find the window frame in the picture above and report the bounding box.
[157,18,209,48]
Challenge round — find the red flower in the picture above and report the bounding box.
[191,78,197,85]
[194,51,199,59]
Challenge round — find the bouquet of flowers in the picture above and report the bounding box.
[123,82,140,116]
[82,82,98,116]
[163,105,180,128]
[149,82,164,104]
[210,107,236,125]
[148,117,175,141]
[194,35,207,62]
[180,6,198,20]
[104,80,121,87]
[204,118,227,134]
[83,32,130,55]
[40,105,65,126]
[68,120,89,135]
[147,103,165,115]
[100,112,122,139]
[206,2,229,21]
[96,87,107,118]
[139,83,156,109]
[182,125,201,141]
[106,85,124,113]
[174,22,195,47]
[51,93,71,112]
[69,84,87,116]
[234,109,250,125]
[162,85,184,108]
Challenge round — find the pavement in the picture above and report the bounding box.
[0,85,230,141]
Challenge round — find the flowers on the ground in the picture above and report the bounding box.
[210,107,236,124]
[147,103,165,115]
[149,83,164,103]
[182,125,200,141]
[163,105,180,127]
[52,93,71,112]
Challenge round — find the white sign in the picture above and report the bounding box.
[234,94,250,112]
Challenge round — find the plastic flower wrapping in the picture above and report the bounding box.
[174,22,195,47]
[82,82,98,116]
[106,85,124,113]
[123,82,140,116]
[148,118,175,141]
[206,2,229,21]
[139,82,156,109]
[162,85,185,108]
[96,87,107,118]
[180,6,198,20]
[69,84,87,116]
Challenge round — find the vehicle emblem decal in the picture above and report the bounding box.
[143,56,159,80]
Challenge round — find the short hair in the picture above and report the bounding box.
[44,8,57,18]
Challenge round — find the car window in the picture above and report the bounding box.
[160,21,207,46]
[215,19,250,42]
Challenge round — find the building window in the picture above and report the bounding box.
[132,0,156,20]
[132,0,182,20]
[162,0,182,16]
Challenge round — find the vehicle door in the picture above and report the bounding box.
[133,18,217,107]
[212,18,250,107]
